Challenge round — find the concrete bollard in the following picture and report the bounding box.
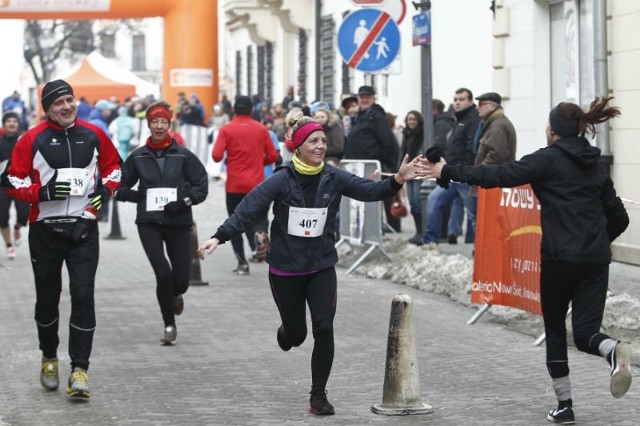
[189,224,209,286]
[372,294,433,416]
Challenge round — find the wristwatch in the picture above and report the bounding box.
[183,197,192,206]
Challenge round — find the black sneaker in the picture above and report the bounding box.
[309,391,335,415]
[448,234,458,244]
[277,325,291,351]
[547,399,575,424]
[609,342,632,398]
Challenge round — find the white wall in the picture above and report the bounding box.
[0,20,27,107]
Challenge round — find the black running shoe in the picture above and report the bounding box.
[277,325,292,351]
[309,391,335,415]
[547,399,575,424]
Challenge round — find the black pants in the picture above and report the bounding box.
[29,221,99,371]
[137,224,191,327]
[269,268,337,395]
[541,261,611,378]
[0,190,29,229]
[226,192,268,263]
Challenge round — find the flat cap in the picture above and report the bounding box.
[475,92,502,105]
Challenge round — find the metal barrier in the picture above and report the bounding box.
[180,124,209,167]
[335,159,392,274]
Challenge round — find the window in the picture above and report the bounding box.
[549,0,594,108]
[132,34,146,71]
[100,32,115,58]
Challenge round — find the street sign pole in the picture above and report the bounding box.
[413,0,437,241]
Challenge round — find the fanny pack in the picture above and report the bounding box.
[42,217,96,243]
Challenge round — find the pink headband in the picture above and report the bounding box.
[292,122,324,149]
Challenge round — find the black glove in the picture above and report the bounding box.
[423,146,450,189]
[38,170,71,201]
[88,186,110,210]
[163,199,188,215]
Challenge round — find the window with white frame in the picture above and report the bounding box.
[549,0,594,108]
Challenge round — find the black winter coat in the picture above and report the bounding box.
[443,137,629,263]
[445,105,480,166]
[213,161,402,272]
[117,141,208,226]
[342,104,399,173]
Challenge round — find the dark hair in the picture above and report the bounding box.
[385,112,397,128]
[432,99,445,113]
[404,110,424,128]
[455,87,473,102]
[552,96,620,138]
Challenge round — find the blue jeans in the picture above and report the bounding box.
[448,196,464,237]
[422,182,477,244]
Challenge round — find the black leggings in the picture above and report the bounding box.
[29,221,99,371]
[541,261,611,378]
[0,190,28,228]
[137,224,191,327]
[269,268,337,395]
[226,192,268,263]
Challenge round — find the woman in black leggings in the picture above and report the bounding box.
[421,97,630,424]
[117,100,208,345]
[198,108,422,415]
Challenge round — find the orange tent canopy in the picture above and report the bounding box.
[37,57,136,115]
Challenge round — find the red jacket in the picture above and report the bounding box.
[213,115,279,194]
[2,118,121,222]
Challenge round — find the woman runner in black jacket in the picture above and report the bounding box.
[198,108,422,416]
[419,97,630,424]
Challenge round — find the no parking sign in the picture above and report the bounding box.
[337,8,400,72]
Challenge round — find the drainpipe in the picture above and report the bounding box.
[593,0,612,173]
[315,0,322,101]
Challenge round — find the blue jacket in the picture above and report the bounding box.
[213,161,401,272]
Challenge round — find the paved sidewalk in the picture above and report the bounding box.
[0,179,637,425]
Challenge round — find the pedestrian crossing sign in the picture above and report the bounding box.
[337,8,401,72]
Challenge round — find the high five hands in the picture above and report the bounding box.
[410,156,447,181]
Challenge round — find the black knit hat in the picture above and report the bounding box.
[41,79,74,112]
[2,111,19,126]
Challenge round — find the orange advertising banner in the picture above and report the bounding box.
[472,186,543,316]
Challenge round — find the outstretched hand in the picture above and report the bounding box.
[414,156,447,180]
[394,154,425,184]
[197,238,220,260]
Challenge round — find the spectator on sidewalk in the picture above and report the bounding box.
[0,79,121,399]
[420,87,480,246]
[342,85,400,232]
[212,95,279,274]
[116,100,208,346]
[420,96,631,424]
[197,108,422,416]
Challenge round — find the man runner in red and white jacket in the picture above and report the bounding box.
[1,79,121,399]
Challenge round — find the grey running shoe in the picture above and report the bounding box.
[609,342,632,398]
[173,295,184,316]
[546,399,574,424]
[66,368,90,398]
[161,325,177,345]
[232,262,249,275]
[40,357,59,391]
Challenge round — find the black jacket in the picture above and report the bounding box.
[342,104,399,172]
[213,161,402,272]
[443,137,629,263]
[445,105,480,166]
[117,141,208,226]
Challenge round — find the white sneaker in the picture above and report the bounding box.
[7,246,15,260]
[609,342,632,398]
[13,228,21,247]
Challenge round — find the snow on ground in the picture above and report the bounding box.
[337,238,640,363]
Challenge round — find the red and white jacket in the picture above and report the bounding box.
[1,118,121,222]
